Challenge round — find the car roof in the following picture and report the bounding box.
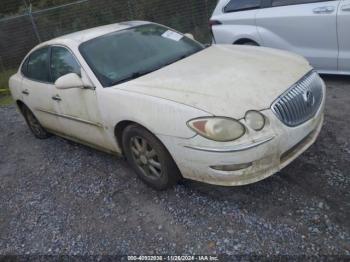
[36,20,150,48]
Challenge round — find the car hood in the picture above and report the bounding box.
[117,45,313,118]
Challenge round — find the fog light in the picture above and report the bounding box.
[245,110,266,131]
[210,162,252,172]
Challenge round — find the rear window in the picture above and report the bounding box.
[21,57,29,76]
[26,47,50,82]
[224,0,261,12]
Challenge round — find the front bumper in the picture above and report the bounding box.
[158,86,325,186]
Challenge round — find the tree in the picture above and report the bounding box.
[0,0,23,16]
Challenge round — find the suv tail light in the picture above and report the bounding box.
[209,20,222,27]
[209,20,222,43]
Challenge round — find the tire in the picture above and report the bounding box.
[22,105,51,139]
[122,124,181,190]
[242,41,258,46]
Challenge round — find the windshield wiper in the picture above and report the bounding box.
[110,71,151,86]
[109,53,194,86]
[164,53,192,67]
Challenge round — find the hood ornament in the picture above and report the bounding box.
[303,90,315,107]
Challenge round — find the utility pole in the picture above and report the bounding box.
[23,0,42,43]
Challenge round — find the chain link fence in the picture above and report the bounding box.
[0,0,217,88]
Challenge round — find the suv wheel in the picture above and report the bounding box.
[242,41,258,46]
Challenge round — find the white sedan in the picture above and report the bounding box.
[9,21,326,190]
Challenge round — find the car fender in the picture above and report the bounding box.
[256,25,295,51]
[9,72,23,105]
[213,24,261,45]
[96,87,212,152]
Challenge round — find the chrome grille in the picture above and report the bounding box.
[271,71,323,127]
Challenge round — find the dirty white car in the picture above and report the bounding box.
[9,21,326,190]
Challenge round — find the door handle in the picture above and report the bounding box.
[313,6,335,14]
[342,4,350,12]
[52,95,62,102]
[22,89,29,95]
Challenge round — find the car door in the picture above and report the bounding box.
[256,0,340,72]
[20,46,62,132]
[49,45,111,150]
[337,0,350,73]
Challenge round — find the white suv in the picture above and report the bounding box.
[210,0,350,75]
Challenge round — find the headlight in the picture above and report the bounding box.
[245,110,266,131]
[187,117,246,142]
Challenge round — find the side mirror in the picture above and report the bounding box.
[184,33,195,40]
[55,73,84,89]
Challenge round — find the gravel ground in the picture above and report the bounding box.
[0,75,349,257]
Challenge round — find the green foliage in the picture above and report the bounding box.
[0,0,217,70]
[0,95,13,106]
[0,69,16,90]
[0,69,16,106]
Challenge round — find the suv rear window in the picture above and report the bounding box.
[224,0,261,13]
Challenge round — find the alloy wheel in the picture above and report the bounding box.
[130,136,162,180]
[26,110,45,136]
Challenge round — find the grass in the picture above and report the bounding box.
[0,69,16,106]
[0,69,16,92]
[0,95,13,106]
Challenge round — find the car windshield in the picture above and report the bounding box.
[79,24,204,87]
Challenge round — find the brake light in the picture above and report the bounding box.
[209,20,222,27]
[209,20,222,43]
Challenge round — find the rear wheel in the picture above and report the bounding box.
[242,41,258,46]
[22,106,51,139]
[235,40,259,46]
[122,124,181,190]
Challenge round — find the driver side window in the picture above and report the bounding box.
[50,46,81,82]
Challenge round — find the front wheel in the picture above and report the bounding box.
[122,124,181,190]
